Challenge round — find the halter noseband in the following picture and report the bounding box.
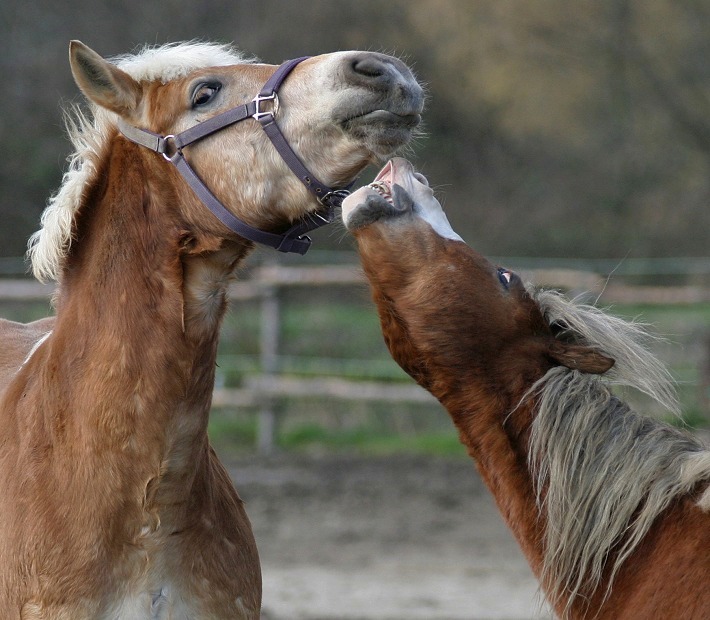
[118,57,349,254]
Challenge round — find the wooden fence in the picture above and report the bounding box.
[1,264,708,453]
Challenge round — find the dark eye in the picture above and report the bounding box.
[497,267,513,288]
[192,83,221,107]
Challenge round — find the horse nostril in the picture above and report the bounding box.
[351,56,387,78]
[347,54,393,86]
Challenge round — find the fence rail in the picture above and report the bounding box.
[3,264,710,304]
[1,263,708,452]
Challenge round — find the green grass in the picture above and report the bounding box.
[207,412,258,451]
[207,410,467,457]
[0,299,54,323]
[279,423,466,456]
[607,302,710,325]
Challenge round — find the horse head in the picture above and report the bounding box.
[342,158,613,403]
[30,42,425,282]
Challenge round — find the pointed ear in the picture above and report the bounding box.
[547,340,615,375]
[69,40,142,117]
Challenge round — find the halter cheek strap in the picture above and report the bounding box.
[117,57,350,255]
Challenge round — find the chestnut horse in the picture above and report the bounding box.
[342,158,710,619]
[0,43,422,618]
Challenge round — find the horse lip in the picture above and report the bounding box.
[342,109,422,127]
[373,157,413,187]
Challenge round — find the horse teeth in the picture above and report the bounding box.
[370,181,394,205]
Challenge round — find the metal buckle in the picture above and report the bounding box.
[276,234,311,254]
[252,92,279,121]
[319,189,351,208]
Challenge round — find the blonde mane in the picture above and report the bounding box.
[527,289,710,616]
[27,41,252,283]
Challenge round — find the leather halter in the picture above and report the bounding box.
[118,57,349,254]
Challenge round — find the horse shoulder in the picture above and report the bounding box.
[601,495,710,619]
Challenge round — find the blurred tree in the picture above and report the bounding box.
[0,0,707,261]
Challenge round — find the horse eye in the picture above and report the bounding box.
[192,83,221,107]
[497,268,513,288]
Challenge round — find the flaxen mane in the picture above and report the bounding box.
[27,42,252,283]
[526,289,710,615]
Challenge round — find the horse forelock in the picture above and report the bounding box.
[27,41,252,283]
[112,41,254,83]
[524,287,710,615]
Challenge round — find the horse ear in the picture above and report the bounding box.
[547,340,615,375]
[69,40,142,118]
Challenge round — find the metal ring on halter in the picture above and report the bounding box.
[251,93,279,121]
[161,135,179,162]
[319,189,351,208]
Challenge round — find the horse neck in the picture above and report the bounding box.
[361,243,556,607]
[47,137,248,502]
[441,381,549,573]
[409,326,570,613]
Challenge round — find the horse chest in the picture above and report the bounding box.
[20,587,195,620]
[109,583,195,620]
[105,533,259,620]
[109,581,256,620]
[105,548,213,619]
[106,535,207,619]
[16,532,253,619]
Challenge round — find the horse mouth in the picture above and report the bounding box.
[369,160,395,204]
[346,109,422,127]
[340,157,417,230]
[340,109,422,155]
[367,158,416,206]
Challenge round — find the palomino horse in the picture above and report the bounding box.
[342,158,710,619]
[0,43,422,618]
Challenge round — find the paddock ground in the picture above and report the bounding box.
[227,454,553,620]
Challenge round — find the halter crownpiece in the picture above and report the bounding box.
[118,57,350,254]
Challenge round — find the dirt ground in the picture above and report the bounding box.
[226,454,553,620]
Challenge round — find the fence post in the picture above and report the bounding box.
[257,283,280,454]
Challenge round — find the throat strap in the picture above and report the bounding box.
[170,152,328,254]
